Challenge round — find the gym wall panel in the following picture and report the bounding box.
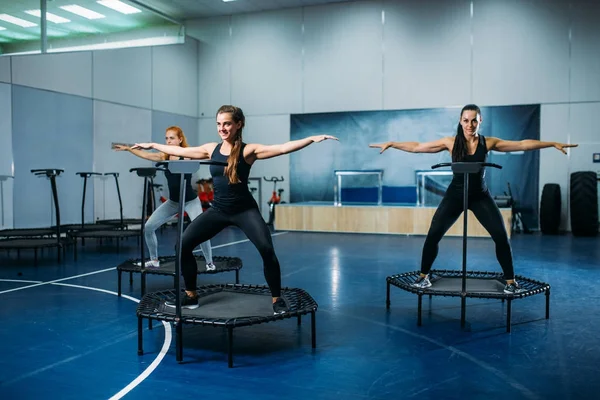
[12,85,93,228]
[151,110,201,199]
[152,39,199,118]
[243,114,291,221]
[303,0,384,113]
[540,104,570,231]
[230,8,303,116]
[93,101,152,222]
[186,17,232,119]
[0,83,13,229]
[472,0,570,106]
[569,102,600,165]
[382,0,472,110]
[11,52,92,98]
[0,57,10,83]
[570,0,600,102]
[92,47,152,109]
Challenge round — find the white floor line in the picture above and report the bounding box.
[193,231,288,253]
[0,267,116,295]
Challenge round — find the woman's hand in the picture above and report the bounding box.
[554,142,578,155]
[310,135,339,143]
[131,143,155,150]
[369,142,393,154]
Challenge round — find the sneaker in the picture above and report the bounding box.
[165,293,199,310]
[412,275,432,289]
[135,259,160,269]
[503,281,522,294]
[205,262,216,271]
[272,297,288,315]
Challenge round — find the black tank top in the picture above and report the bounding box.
[164,157,196,203]
[210,142,258,214]
[447,135,488,196]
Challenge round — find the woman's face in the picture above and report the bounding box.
[460,110,482,138]
[216,112,242,142]
[165,129,182,146]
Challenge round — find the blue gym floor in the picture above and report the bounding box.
[1,225,599,400]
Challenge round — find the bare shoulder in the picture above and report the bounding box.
[442,136,455,150]
[203,142,219,155]
[484,136,500,150]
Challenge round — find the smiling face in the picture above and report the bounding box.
[216,112,242,142]
[165,129,183,146]
[459,109,482,138]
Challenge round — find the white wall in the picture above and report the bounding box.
[187,0,600,230]
[0,57,10,83]
[0,37,200,226]
[0,83,13,229]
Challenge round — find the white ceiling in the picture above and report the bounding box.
[136,0,355,20]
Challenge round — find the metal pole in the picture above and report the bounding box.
[41,0,47,53]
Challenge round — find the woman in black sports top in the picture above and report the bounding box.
[370,104,576,294]
[133,105,337,314]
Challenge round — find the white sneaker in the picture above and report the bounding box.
[412,275,432,289]
[205,262,216,271]
[135,259,160,268]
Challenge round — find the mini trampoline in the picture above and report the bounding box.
[116,254,244,296]
[136,284,318,367]
[0,169,73,265]
[385,162,551,332]
[386,270,550,332]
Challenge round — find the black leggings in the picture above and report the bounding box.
[181,207,281,297]
[421,190,514,280]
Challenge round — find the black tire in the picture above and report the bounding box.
[570,171,599,237]
[540,183,561,234]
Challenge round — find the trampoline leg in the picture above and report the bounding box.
[129,272,133,285]
[461,297,466,329]
[235,270,239,284]
[311,311,316,349]
[417,294,422,326]
[137,316,144,355]
[545,289,550,319]
[227,327,234,368]
[297,315,302,326]
[57,245,61,263]
[506,299,512,333]
[118,270,122,297]
[141,272,146,296]
[34,249,38,266]
[148,318,152,330]
[176,322,183,363]
[386,282,390,309]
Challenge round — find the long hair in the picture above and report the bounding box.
[451,104,481,162]
[217,105,246,184]
[162,126,189,160]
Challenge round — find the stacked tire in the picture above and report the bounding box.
[540,183,561,234]
[570,171,599,237]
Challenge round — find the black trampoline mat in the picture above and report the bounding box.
[0,228,56,237]
[430,277,505,293]
[158,290,278,319]
[0,238,60,249]
[97,218,142,225]
[70,230,140,238]
[155,258,234,273]
[117,255,242,274]
[61,223,118,231]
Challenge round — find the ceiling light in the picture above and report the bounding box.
[25,10,71,24]
[59,5,106,20]
[222,0,238,2]
[0,27,6,31]
[97,1,141,15]
[0,14,37,28]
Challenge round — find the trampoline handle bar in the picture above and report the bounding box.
[263,176,284,182]
[31,168,64,176]
[76,172,102,177]
[431,162,503,170]
[155,160,228,167]
[104,172,120,177]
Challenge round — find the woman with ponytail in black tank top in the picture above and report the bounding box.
[370,104,577,294]
[133,105,337,314]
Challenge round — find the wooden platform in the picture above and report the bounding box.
[275,202,512,238]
